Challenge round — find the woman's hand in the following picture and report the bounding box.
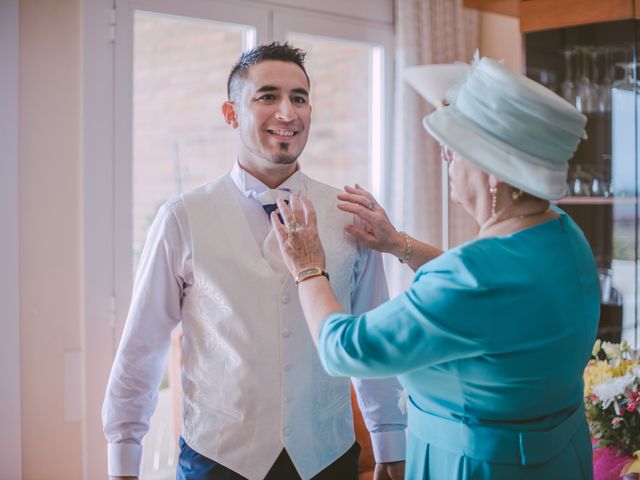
[337,184,405,257]
[271,194,326,279]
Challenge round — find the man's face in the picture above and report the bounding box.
[231,60,311,168]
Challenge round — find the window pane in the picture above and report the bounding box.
[133,13,252,479]
[287,33,375,190]
[133,12,251,268]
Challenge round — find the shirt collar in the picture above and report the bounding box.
[230,160,304,199]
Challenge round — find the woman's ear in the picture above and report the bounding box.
[221,101,239,128]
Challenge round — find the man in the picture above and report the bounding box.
[103,42,406,480]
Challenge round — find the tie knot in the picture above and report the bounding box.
[255,189,291,206]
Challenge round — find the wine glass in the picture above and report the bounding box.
[560,48,577,105]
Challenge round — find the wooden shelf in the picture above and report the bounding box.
[520,0,635,32]
[554,196,637,205]
[463,0,519,17]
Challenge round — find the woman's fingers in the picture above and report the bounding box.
[344,224,377,247]
[336,201,378,223]
[337,192,375,210]
[301,195,317,227]
[349,184,376,202]
[271,211,289,248]
[289,194,305,227]
[276,197,296,228]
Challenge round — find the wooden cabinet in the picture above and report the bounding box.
[519,0,634,32]
[464,0,638,32]
[462,0,518,17]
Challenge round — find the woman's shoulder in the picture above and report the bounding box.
[416,241,489,284]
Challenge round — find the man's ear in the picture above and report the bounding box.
[221,101,239,128]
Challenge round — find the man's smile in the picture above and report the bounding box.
[267,128,299,139]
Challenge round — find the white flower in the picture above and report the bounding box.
[621,340,630,354]
[592,339,602,357]
[593,374,635,408]
[602,341,622,359]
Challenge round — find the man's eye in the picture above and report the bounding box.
[259,94,276,101]
[292,96,307,104]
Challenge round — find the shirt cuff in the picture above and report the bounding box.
[370,429,406,463]
[107,442,143,477]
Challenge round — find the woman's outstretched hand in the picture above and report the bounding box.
[337,184,405,257]
[271,194,326,278]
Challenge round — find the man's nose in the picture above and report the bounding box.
[274,99,296,121]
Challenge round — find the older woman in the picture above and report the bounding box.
[270,57,599,479]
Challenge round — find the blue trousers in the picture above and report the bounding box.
[177,437,360,480]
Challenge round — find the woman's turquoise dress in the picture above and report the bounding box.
[318,209,600,479]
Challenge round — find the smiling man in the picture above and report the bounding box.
[102,42,406,480]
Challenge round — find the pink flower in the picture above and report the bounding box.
[627,402,637,413]
[612,417,623,426]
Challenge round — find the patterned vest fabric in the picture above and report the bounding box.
[181,173,360,480]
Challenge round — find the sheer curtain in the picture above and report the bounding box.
[386,0,479,295]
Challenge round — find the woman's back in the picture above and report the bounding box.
[404,208,600,423]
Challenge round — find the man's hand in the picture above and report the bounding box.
[374,461,405,480]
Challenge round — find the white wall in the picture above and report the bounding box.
[0,0,22,477]
[480,11,523,73]
[19,0,83,478]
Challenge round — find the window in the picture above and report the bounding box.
[83,2,394,477]
[133,12,254,267]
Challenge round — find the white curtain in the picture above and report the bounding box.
[386,0,480,296]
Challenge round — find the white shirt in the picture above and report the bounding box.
[103,162,406,476]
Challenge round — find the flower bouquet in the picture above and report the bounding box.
[586,340,640,479]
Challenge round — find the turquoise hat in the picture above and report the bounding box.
[404,57,587,200]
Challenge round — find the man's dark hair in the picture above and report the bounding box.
[226,41,309,101]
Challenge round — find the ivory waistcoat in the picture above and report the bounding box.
[180,173,360,480]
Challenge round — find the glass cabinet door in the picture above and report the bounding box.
[525,20,639,346]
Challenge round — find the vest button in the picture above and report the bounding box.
[281,294,290,304]
[283,363,292,371]
[282,328,291,338]
[283,427,290,436]
[283,394,291,403]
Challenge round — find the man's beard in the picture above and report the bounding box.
[272,142,298,164]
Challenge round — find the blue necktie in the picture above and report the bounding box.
[262,200,288,223]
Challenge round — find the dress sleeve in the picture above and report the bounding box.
[317,248,493,378]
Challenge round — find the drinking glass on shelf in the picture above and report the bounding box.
[569,165,592,197]
[560,48,577,106]
[613,61,638,92]
[598,47,613,112]
[576,46,597,112]
[590,171,609,197]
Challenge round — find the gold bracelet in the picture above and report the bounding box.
[398,231,413,263]
[295,267,330,286]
